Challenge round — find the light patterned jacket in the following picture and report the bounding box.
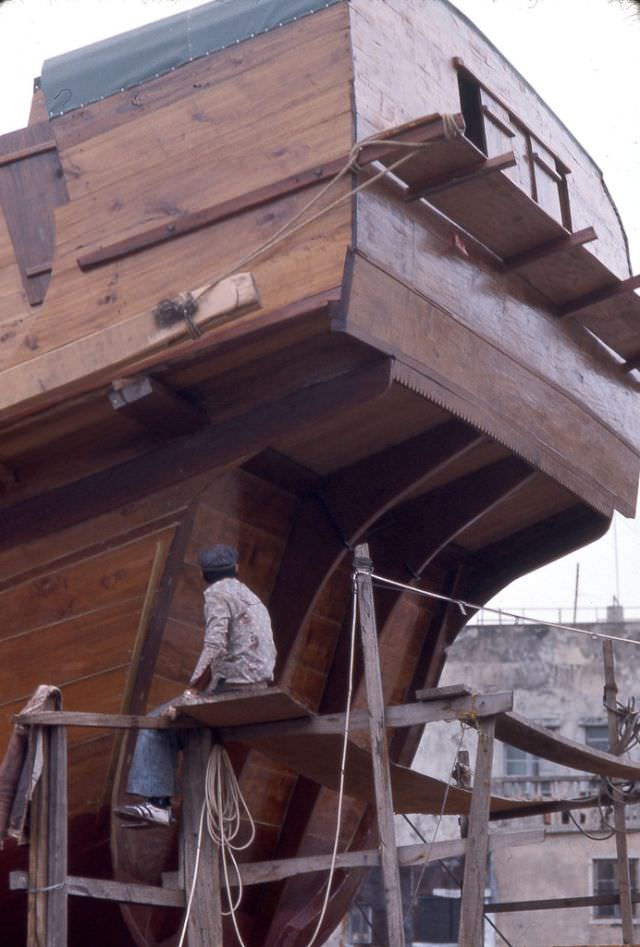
[189,577,276,691]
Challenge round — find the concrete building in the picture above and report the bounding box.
[334,611,640,947]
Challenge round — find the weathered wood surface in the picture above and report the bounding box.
[355,543,405,947]
[181,729,223,947]
[350,0,629,279]
[236,829,544,886]
[0,272,260,422]
[11,871,185,908]
[0,121,68,306]
[0,4,353,378]
[458,717,495,947]
[603,640,634,944]
[336,252,639,516]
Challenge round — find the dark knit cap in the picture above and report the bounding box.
[198,545,238,572]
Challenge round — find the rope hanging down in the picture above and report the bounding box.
[358,570,640,650]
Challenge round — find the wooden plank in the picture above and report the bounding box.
[0,272,260,422]
[485,892,640,914]
[17,711,204,730]
[176,686,312,728]
[458,717,495,947]
[0,121,68,306]
[405,151,516,202]
[502,226,598,271]
[181,729,222,946]
[11,870,184,908]
[354,543,405,947]
[558,273,640,318]
[603,639,634,944]
[236,829,544,886]
[414,684,472,701]
[0,140,57,167]
[495,712,640,780]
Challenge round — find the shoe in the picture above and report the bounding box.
[114,802,174,827]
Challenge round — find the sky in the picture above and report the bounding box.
[0,0,639,622]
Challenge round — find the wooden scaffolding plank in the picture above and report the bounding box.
[174,685,312,728]
[495,712,640,781]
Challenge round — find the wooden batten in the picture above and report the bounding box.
[109,377,209,438]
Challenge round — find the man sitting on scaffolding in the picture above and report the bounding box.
[116,544,277,827]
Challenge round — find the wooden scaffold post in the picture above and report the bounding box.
[354,543,406,947]
[603,639,635,945]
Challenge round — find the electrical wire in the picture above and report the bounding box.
[359,570,640,649]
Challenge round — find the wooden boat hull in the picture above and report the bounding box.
[0,1,638,945]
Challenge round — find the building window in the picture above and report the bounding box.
[503,744,555,777]
[347,903,373,945]
[593,858,638,919]
[585,724,610,754]
[413,893,460,945]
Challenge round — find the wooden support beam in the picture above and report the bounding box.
[404,151,516,202]
[26,725,68,947]
[0,272,259,423]
[181,729,222,947]
[235,829,543,886]
[109,377,209,437]
[0,138,56,167]
[355,543,406,947]
[557,272,640,318]
[11,871,185,908]
[485,891,640,914]
[458,717,495,947]
[47,726,68,947]
[12,832,543,901]
[501,226,597,271]
[16,711,204,729]
[603,639,635,945]
[0,357,391,552]
[27,728,49,947]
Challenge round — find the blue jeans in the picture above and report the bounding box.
[127,700,181,798]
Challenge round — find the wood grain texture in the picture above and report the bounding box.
[0,272,260,423]
[336,252,639,516]
[0,122,68,306]
[349,0,630,280]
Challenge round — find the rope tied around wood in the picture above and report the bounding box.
[152,291,201,339]
[190,114,466,306]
